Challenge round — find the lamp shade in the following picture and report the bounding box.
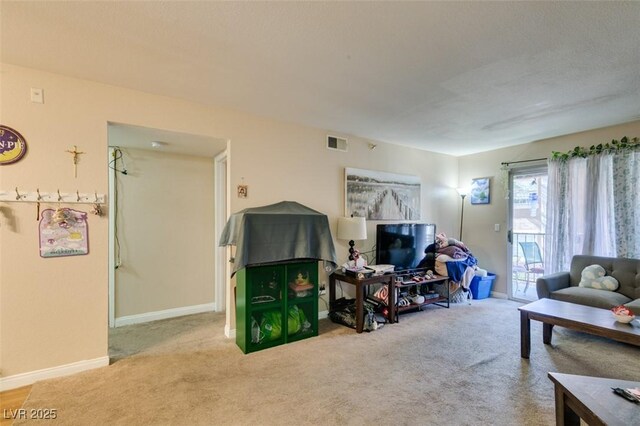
[456,187,469,197]
[337,216,367,241]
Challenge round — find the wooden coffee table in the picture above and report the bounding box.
[519,298,640,359]
[548,372,640,426]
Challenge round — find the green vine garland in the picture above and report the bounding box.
[551,136,639,161]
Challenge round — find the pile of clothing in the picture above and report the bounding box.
[431,233,488,299]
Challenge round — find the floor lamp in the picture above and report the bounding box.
[456,188,468,241]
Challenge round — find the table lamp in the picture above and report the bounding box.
[337,216,367,262]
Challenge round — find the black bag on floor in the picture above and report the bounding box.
[329,298,357,329]
[329,298,385,331]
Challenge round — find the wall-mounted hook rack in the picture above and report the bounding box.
[0,189,107,204]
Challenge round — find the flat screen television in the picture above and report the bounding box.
[375,223,436,270]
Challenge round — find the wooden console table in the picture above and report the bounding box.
[548,372,640,425]
[329,271,396,333]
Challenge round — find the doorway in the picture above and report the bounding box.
[508,166,548,301]
[107,123,229,336]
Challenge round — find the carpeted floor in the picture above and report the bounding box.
[18,299,640,425]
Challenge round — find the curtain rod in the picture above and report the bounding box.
[500,157,547,166]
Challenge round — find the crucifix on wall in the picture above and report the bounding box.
[66,145,85,178]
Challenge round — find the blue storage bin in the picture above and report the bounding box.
[469,273,495,300]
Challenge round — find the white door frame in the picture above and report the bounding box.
[108,147,116,327]
[507,164,547,302]
[214,146,232,337]
[507,169,516,301]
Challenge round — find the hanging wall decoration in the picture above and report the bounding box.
[237,184,248,198]
[345,167,421,220]
[470,177,491,205]
[65,145,85,178]
[0,125,28,165]
[39,208,89,257]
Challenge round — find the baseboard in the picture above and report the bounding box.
[115,303,215,327]
[490,291,508,299]
[225,324,236,338]
[0,356,109,392]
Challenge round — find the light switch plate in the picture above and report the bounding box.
[30,88,44,103]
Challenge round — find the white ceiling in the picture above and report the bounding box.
[108,122,227,158]
[2,1,640,156]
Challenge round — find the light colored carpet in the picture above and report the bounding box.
[19,299,640,425]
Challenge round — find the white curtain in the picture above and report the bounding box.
[545,150,640,272]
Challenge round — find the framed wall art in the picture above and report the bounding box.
[470,177,491,205]
[237,184,248,198]
[345,167,421,220]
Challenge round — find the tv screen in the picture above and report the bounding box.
[375,223,436,270]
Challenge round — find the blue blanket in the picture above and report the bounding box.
[445,255,477,282]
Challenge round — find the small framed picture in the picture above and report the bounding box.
[470,177,490,205]
[237,185,248,198]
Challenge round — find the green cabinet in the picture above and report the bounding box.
[236,260,318,353]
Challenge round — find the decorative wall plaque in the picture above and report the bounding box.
[0,125,28,165]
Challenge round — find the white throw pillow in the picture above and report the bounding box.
[578,264,619,291]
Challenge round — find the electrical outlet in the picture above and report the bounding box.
[319,283,326,295]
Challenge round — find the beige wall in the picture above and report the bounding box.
[2,61,637,380]
[113,148,215,318]
[457,120,640,295]
[0,63,460,378]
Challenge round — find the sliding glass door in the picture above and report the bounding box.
[508,166,548,301]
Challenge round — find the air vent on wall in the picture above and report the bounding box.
[327,135,348,152]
